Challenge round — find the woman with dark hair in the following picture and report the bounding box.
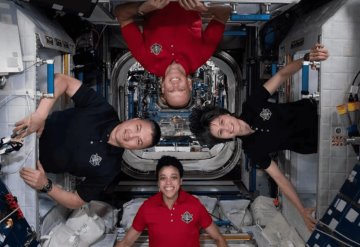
[189,44,329,232]
[116,156,228,247]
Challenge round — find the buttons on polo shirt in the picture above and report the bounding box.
[170,44,174,56]
[170,207,178,223]
[252,126,270,133]
[170,208,175,223]
[90,140,106,144]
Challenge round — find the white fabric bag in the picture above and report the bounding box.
[66,206,105,244]
[120,198,146,230]
[88,200,118,233]
[219,199,252,229]
[250,195,278,227]
[41,223,88,247]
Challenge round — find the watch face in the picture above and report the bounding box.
[41,179,52,193]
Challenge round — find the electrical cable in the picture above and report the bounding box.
[207,203,240,232]
[0,95,31,111]
[0,92,34,175]
[1,146,34,175]
[0,207,20,225]
[347,69,360,102]
[23,62,38,73]
[216,203,242,232]
[95,25,108,50]
[316,221,356,247]
[351,69,360,86]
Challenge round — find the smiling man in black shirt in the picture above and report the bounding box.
[14,74,161,209]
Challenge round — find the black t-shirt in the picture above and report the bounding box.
[39,84,124,202]
[239,86,318,169]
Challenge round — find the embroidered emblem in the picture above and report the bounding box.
[150,43,162,55]
[89,153,102,166]
[259,108,272,121]
[181,211,193,224]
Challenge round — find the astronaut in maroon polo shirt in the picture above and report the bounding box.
[115,0,231,108]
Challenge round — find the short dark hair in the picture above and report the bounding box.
[143,119,161,148]
[189,106,233,146]
[159,76,192,109]
[156,156,184,179]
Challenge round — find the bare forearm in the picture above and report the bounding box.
[215,238,228,247]
[35,75,65,119]
[265,161,305,214]
[277,58,303,81]
[264,43,328,95]
[115,0,170,27]
[47,185,86,209]
[207,5,232,24]
[264,58,303,95]
[115,3,141,27]
[115,227,141,247]
[276,172,305,215]
[205,223,228,247]
[273,171,318,231]
[36,73,80,120]
[115,241,131,247]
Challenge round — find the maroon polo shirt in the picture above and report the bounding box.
[121,2,225,77]
[132,190,212,247]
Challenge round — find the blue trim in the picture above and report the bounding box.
[223,30,247,36]
[46,62,54,95]
[230,14,271,22]
[301,64,309,95]
[271,63,277,76]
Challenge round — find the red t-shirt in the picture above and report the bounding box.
[132,190,213,247]
[121,2,225,77]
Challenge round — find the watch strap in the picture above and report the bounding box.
[137,3,145,16]
[40,179,53,193]
[138,9,145,16]
[303,52,310,62]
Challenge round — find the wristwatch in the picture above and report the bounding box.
[303,52,310,62]
[137,3,145,16]
[40,179,53,193]
[137,9,145,16]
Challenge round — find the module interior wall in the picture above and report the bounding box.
[318,0,360,217]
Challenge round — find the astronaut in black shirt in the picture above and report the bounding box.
[13,74,161,209]
[190,44,329,231]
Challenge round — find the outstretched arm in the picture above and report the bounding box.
[207,5,232,24]
[264,43,329,95]
[20,160,86,209]
[115,227,142,247]
[178,0,208,12]
[178,0,230,24]
[13,73,81,138]
[265,161,317,231]
[114,3,141,28]
[115,0,170,27]
[204,222,228,247]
